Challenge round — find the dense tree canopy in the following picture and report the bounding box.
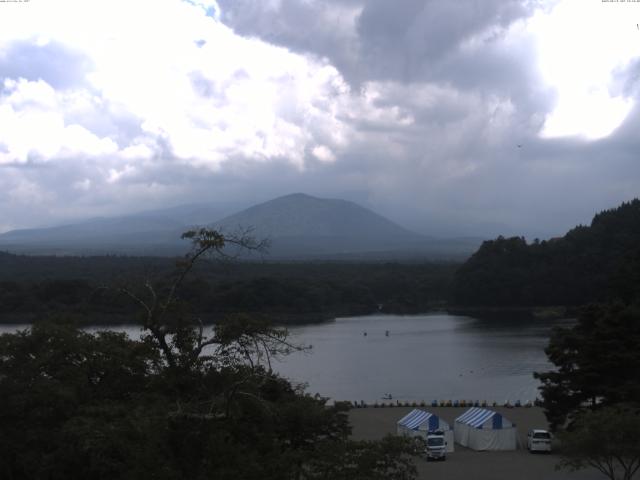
[557,405,640,480]
[536,301,640,479]
[0,229,418,480]
[453,199,640,307]
[1,320,395,479]
[0,254,455,325]
[534,303,640,430]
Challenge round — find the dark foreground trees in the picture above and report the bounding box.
[0,230,417,480]
[557,406,640,480]
[535,303,640,480]
[534,303,640,429]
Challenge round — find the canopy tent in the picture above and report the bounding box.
[454,407,516,451]
[397,409,454,452]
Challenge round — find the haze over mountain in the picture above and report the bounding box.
[0,194,481,259]
[0,202,241,256]
[215,193,423,257]
[1,1,639,250]
[216,193,417,238]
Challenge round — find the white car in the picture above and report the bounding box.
[527,429,552,452]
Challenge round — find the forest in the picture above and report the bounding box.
[0,252,456,325]
[3,202,640,479]
[452,199,640,307]
[2,199,640,325]
[0,230,419,480]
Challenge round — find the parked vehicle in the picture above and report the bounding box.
[527,429,552,452]
[425,431,447,461]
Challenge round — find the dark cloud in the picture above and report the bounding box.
[218,0,537,86]
[1,0,639,241]
[217,0,362,81]
[355,0,530,82]
[216,0,554,143]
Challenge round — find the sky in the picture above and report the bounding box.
[0,0,639,238]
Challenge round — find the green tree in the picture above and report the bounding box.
[452,199,640,307]
[303,435,417,480]
[0,229,418,480]
[557,405,640,480]
[534,303,640,429]
[0,321,164,479]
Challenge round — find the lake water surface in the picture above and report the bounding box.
[1,313,569,404]
[274,313,569,404]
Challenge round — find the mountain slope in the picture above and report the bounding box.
[213,193,481,259]
[0,202,239,255]
[215,193,417,238]
[0,193,481,259]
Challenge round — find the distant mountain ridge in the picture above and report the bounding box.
[0,193,481,259]
[0,201,241,255]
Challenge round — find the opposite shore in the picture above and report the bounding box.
[0,304,580,326]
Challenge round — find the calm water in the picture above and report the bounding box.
[0,313,568,403]
[274,314,568,404]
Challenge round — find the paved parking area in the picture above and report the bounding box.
[349,406,606,480]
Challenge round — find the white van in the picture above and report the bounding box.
[527,429,552,452]
[425,431,447,461]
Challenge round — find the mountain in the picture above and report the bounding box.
[213,193,417,256]
[216,193,415,238]
[452,199,640,306]
[0,194,481,259]
[0,202,240,256]
[213,193,481,259]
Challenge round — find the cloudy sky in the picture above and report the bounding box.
[0,0,639,238]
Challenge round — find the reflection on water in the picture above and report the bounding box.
[0,314,569,403]
[274,314,567,403]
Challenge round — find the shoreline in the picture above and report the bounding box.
[0,305,580,327]
[446,305,581,321]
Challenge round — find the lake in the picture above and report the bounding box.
[274,313,567,404]
[1,313,568,404]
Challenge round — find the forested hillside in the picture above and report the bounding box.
[0,254,456,324]
[452,199,640,306]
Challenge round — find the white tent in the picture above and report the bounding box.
[454,407,516,451]
[397,409,454,452]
